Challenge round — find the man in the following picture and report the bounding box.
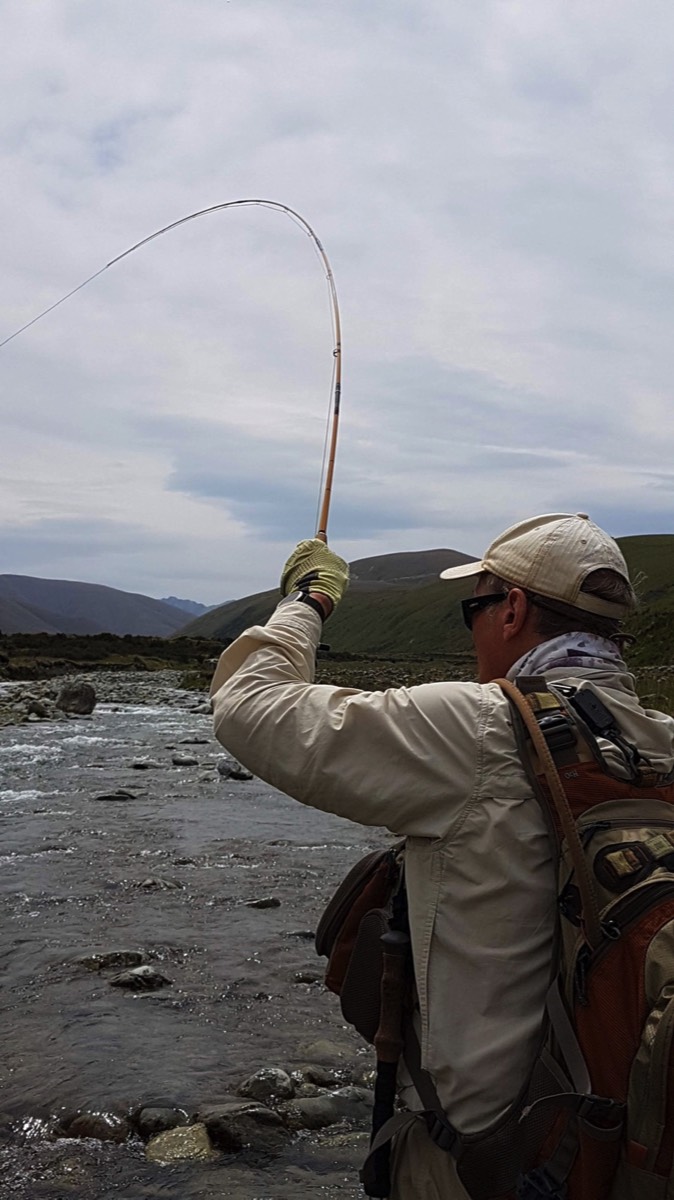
[211,513,674,1199]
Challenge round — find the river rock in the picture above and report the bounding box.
[92,788,137,801]
[217,756,253,781]
[293,969,323,984]
[246,896,281,909]
[295,1039,355,1067]
[137,876,183,890]
[237,1068,295,1102]
[130,758,162,770]
[277,1086,373,1132]
[25,697,53,719]
[136,1105,189,1140]
[179,736,209,744]
[63,1111,131,1142]
[146,1122,216,1162]
[56,681,97,715]
[109,964,171,990]
[292,1064,343,1087]
[172,752,198,766]
[197,1099,289,1155]
[78,950,144,972]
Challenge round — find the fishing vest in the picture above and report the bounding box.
[317,675,674,1200]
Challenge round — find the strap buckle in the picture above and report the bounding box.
[516,1166,567,1198]
[536,712,577,753]
[425,1112,460,1154]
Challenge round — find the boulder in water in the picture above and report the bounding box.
[145,1122,216,1162]
[109,964,171,990]
[56,681,97,715]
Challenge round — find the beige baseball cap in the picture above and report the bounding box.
[440,513,634,618]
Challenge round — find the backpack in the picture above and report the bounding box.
[317,674,674,1200]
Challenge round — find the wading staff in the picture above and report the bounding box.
[364,924,411,1198]
[0,199,343,542]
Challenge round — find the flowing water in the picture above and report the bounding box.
[0,677,382,1198]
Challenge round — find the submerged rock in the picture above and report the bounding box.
[78,950,144,972]
[237,1068,295,1103]
[246,897,281,910]
[92,788,137,802]
[171,752,198,766]
[109,964,171,991]
[146,1122,216,1162]
[136,1105,189,1140]
[136,876,183,890]
[63,1111,131,1143]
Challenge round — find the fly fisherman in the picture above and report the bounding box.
[210,513,674,1200]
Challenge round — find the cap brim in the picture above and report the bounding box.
[439,559,484,581]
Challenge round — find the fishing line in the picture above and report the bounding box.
[0,199,342,541]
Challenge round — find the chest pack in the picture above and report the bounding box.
[315,676,674,1200]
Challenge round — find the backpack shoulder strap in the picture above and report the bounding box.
[496,677,603,951]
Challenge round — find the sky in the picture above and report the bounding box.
[1,0,674,605]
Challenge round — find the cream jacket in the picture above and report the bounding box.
[210,600,674,1135]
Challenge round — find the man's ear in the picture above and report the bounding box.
[501,588,530,641]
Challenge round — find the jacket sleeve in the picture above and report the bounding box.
[211,599,486,839]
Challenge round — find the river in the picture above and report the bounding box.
[0,674,382,1198]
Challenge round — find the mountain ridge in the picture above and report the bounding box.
[0,575,191,637]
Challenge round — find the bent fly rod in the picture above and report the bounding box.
[0,199,342,542]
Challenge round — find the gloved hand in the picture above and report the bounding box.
[280,539,349,612]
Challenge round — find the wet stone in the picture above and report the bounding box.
[246,897,281,909]
[237,1068,295,1103]
[146,1122,216,1162]
[197,1099,289,1156]
[136,1105,189,1140]
[130,758,162,770]
[136,876,183,890]
[171,752,198,766]
[295,1039,355,1068]
[293,969,323,984]
[92,788,137,802]
[109,964,171,990]
[78,951,144,972]
[217,757,253,781]
[63,1111,131,1143]
[277,1086,373,1132]
[296,1064,344,1087]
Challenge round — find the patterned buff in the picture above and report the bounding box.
[507,632,628,682]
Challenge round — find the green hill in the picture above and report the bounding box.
[182,535,674,668]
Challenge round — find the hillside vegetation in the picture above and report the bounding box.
[183,535,674,669]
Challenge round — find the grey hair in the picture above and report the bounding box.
[480,568,637,643]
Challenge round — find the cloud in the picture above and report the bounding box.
[1,1,674,602]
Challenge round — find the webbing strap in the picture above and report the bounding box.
[497,678,603,950]
[545,979,591,1095]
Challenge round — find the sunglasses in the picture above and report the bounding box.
[461,592,508,631]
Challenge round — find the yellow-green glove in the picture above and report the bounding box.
[280,539,349,611]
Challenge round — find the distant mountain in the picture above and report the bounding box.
[0,575,191,637]
[181,547,479,649]
[349,548,475,585]
[161,596,219,617]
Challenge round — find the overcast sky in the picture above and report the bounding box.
[1,1,673,604]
